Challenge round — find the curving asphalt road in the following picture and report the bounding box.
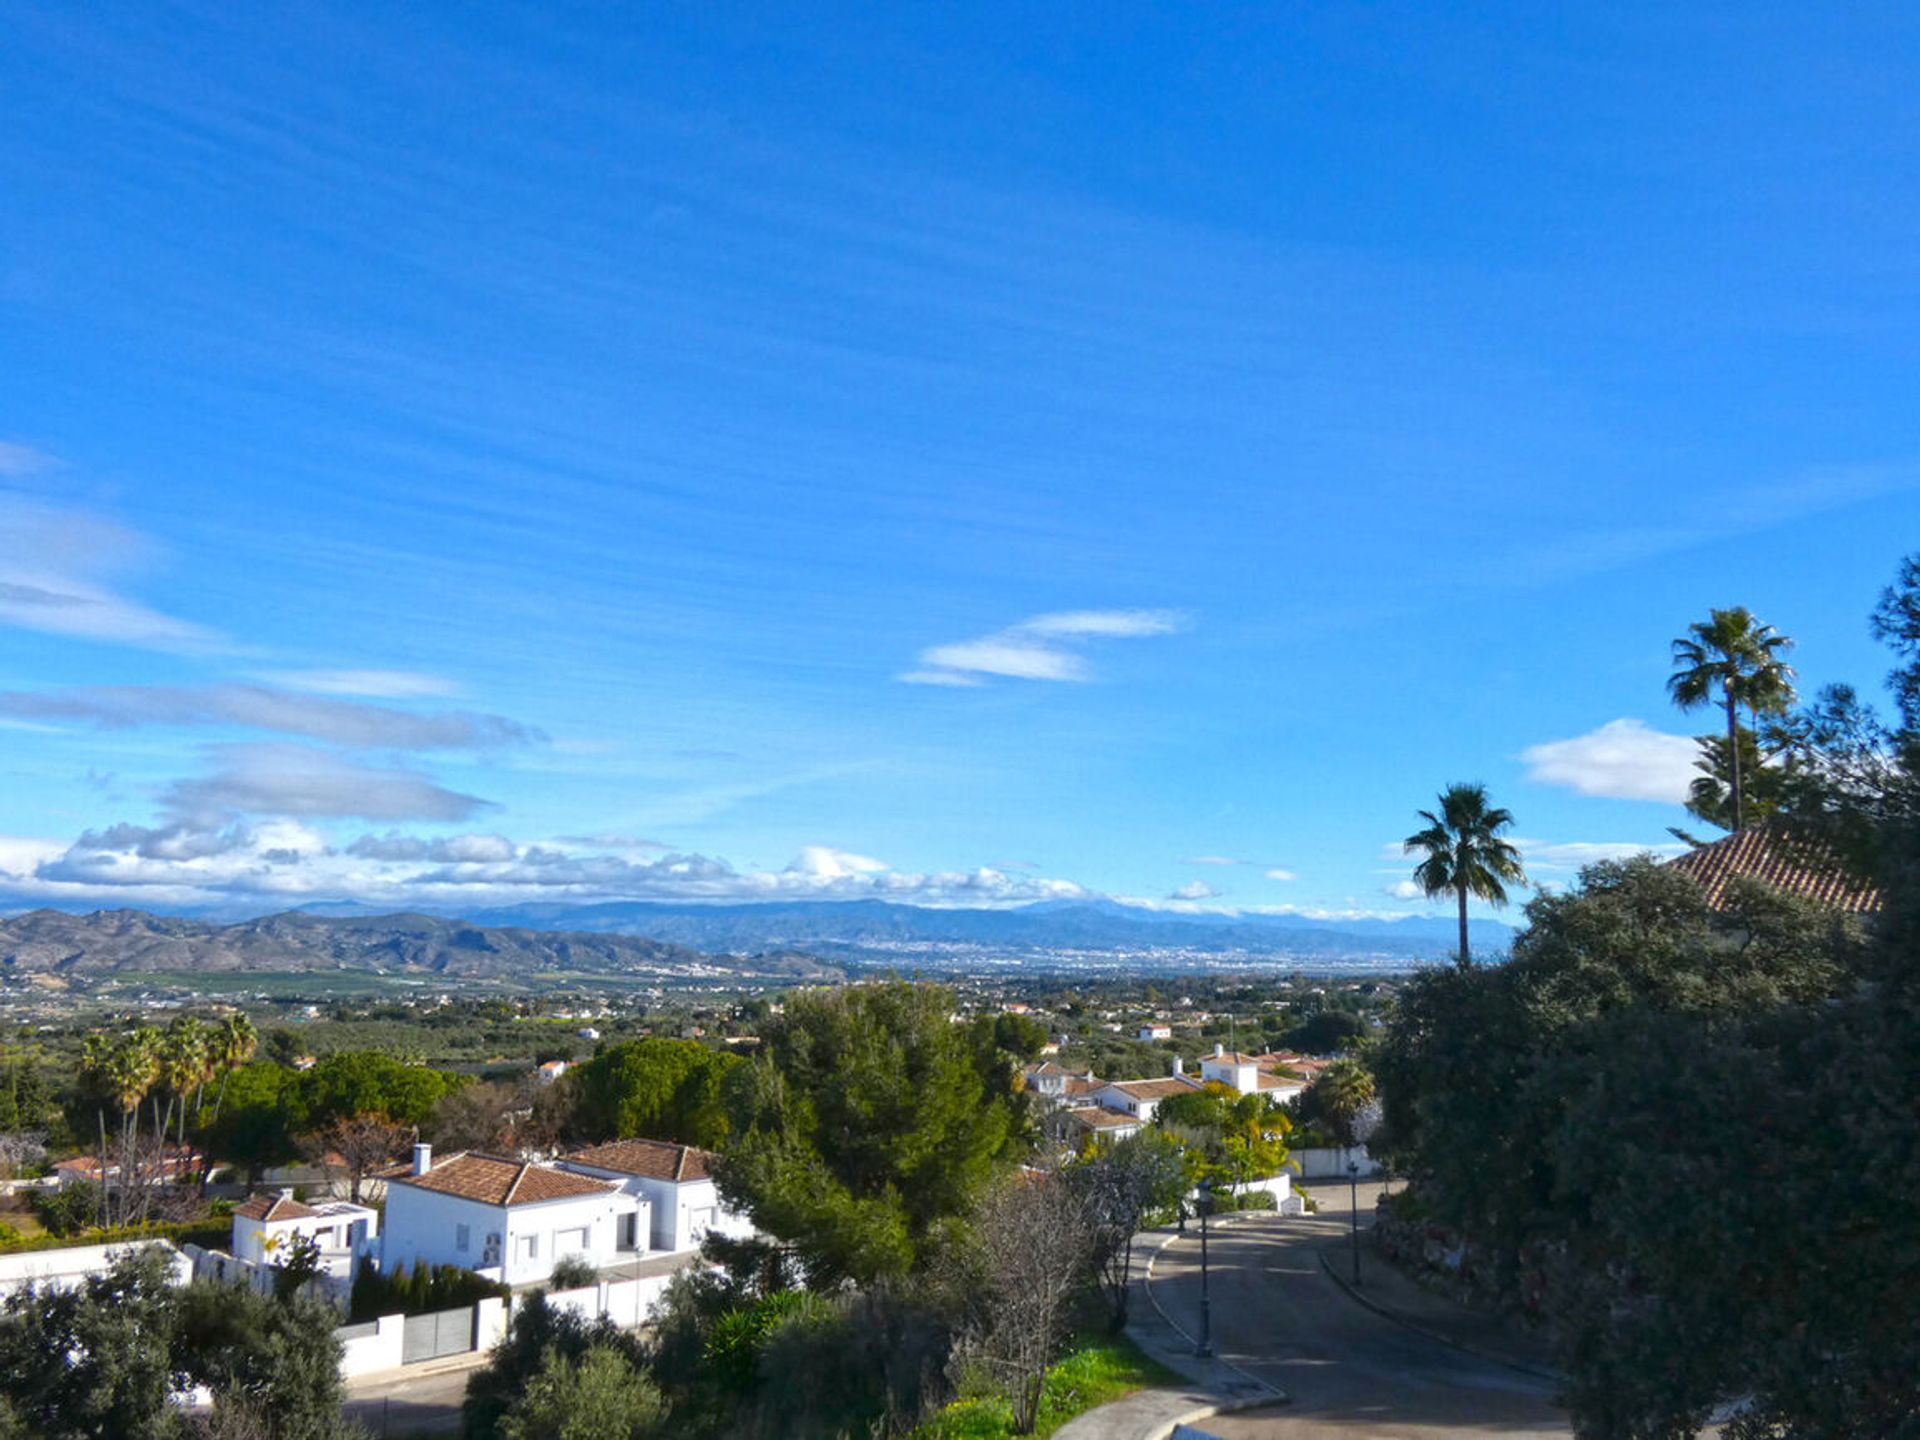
[1149,1187,1571,1439]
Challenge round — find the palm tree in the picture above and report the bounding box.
[209,1013,258,1123]
[1668,606,1797,832]
[78,1034,117,1228]
[1404,782,1528,966]
[81,1028,158,1225]
[158,1017,206,1155]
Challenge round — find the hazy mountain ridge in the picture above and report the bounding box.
[0,908,840,981]
[461,898,1514,962]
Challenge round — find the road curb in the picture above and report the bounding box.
[1313,1246,1559,1384]
[1138,1217,1288,1404]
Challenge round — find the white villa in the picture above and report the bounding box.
[558,1138,753,1254]
[1199,1045,1310,1103]
[380,1144,638,1287]
[1092,1074,1203,1123]
[231,1190,378,1279]
[1046,1105,1143,1146]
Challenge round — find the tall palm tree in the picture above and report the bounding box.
[1404,782,1528,966]
[158,1016,206,1154]
[209,1013,258,1123]
[84,1028,158,1224]
[1668,606,1797,832]
[78,1034,118,1228]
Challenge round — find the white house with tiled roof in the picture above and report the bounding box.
[1093,1074,1202,1124]
[558,1138,753,1255]
[380,1144,639,1287]
[1046,1105,1144,1147]
[230,1190,378,1280]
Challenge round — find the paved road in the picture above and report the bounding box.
[343,1360,475,1437]
[1151,1187,1570,1439]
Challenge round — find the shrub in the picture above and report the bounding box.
[349,1258,508,1321]
[548,1255,599,1291]
[30,1182,101,1238]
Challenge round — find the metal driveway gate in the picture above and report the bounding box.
[402,1305,474,1364]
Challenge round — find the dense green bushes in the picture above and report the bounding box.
[348,1258,508,1321]
[0,1213,230,1256]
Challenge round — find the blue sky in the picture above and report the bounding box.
[1,2,1916,919]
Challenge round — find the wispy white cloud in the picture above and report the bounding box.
[1183,856,1296,881]
[1513,837,1688,870]
[259,669,464,699]
[0,683,535,750]
[902,608,1185,687]
[161,744,492,823]
[0,496,223,653]
[897,668,986,688]
[0,441,58,478]
[1169,879,1221,901]
[1384,879,1425,900]
[1520,718,1699,803]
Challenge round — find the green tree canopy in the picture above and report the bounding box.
[0,1247,351,1440]
[498,1345,664,1440]
[569,1038,741,1148]
[294,1051,464,1130]
[713,981,1027,1286]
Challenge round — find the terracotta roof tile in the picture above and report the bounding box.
[1667,824,1883,915]
[389,1152,616,1207]
[1064,1106,1140,1130]
[565,1138,714,1183]
[234,1192,318,1222]
[1104,1077,1202,1101]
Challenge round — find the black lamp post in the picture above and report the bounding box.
[1347,1158,1362,1288]
[1196,1176,1214,1358]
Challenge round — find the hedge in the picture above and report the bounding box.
[0,1218,232,1257]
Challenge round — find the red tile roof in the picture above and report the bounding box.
[233,1192,318,1222]
[1064,1106,1140,1130]
[1104,1077,1202,1101]
[1666,824,1883,915]
[388,1152,617,1207]
[565,1138,714,1183]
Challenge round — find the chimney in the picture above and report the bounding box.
[278,1187,296,1202]
[1170,1056,1184,1078]
[1213,1042,1225,1058]
[412,1142,432,1176]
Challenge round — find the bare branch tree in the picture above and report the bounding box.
[304,1115,411,1203]
[962,1171,1095,1435]
[1067,1133,1188,1331]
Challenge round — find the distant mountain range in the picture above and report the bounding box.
[0,908,840,982]
[450,896,1513,966]
[0,898,1509,983]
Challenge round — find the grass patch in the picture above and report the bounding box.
[911,1332,1181,1439]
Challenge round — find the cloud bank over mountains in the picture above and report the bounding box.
[6,822,1097,912]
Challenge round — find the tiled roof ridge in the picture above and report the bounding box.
[1666,821,1883,914]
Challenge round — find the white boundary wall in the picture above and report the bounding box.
[1293,1145,1382,1180]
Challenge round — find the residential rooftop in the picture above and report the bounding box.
[1667,824,1883,915]
[566,1137,715,1183]
[387,1152,617,1207]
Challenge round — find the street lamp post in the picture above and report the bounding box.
[1347,1159,1362,1288]
[1196,1176,1214,1359]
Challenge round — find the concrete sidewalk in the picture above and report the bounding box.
[1054,1219,1285,1440]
